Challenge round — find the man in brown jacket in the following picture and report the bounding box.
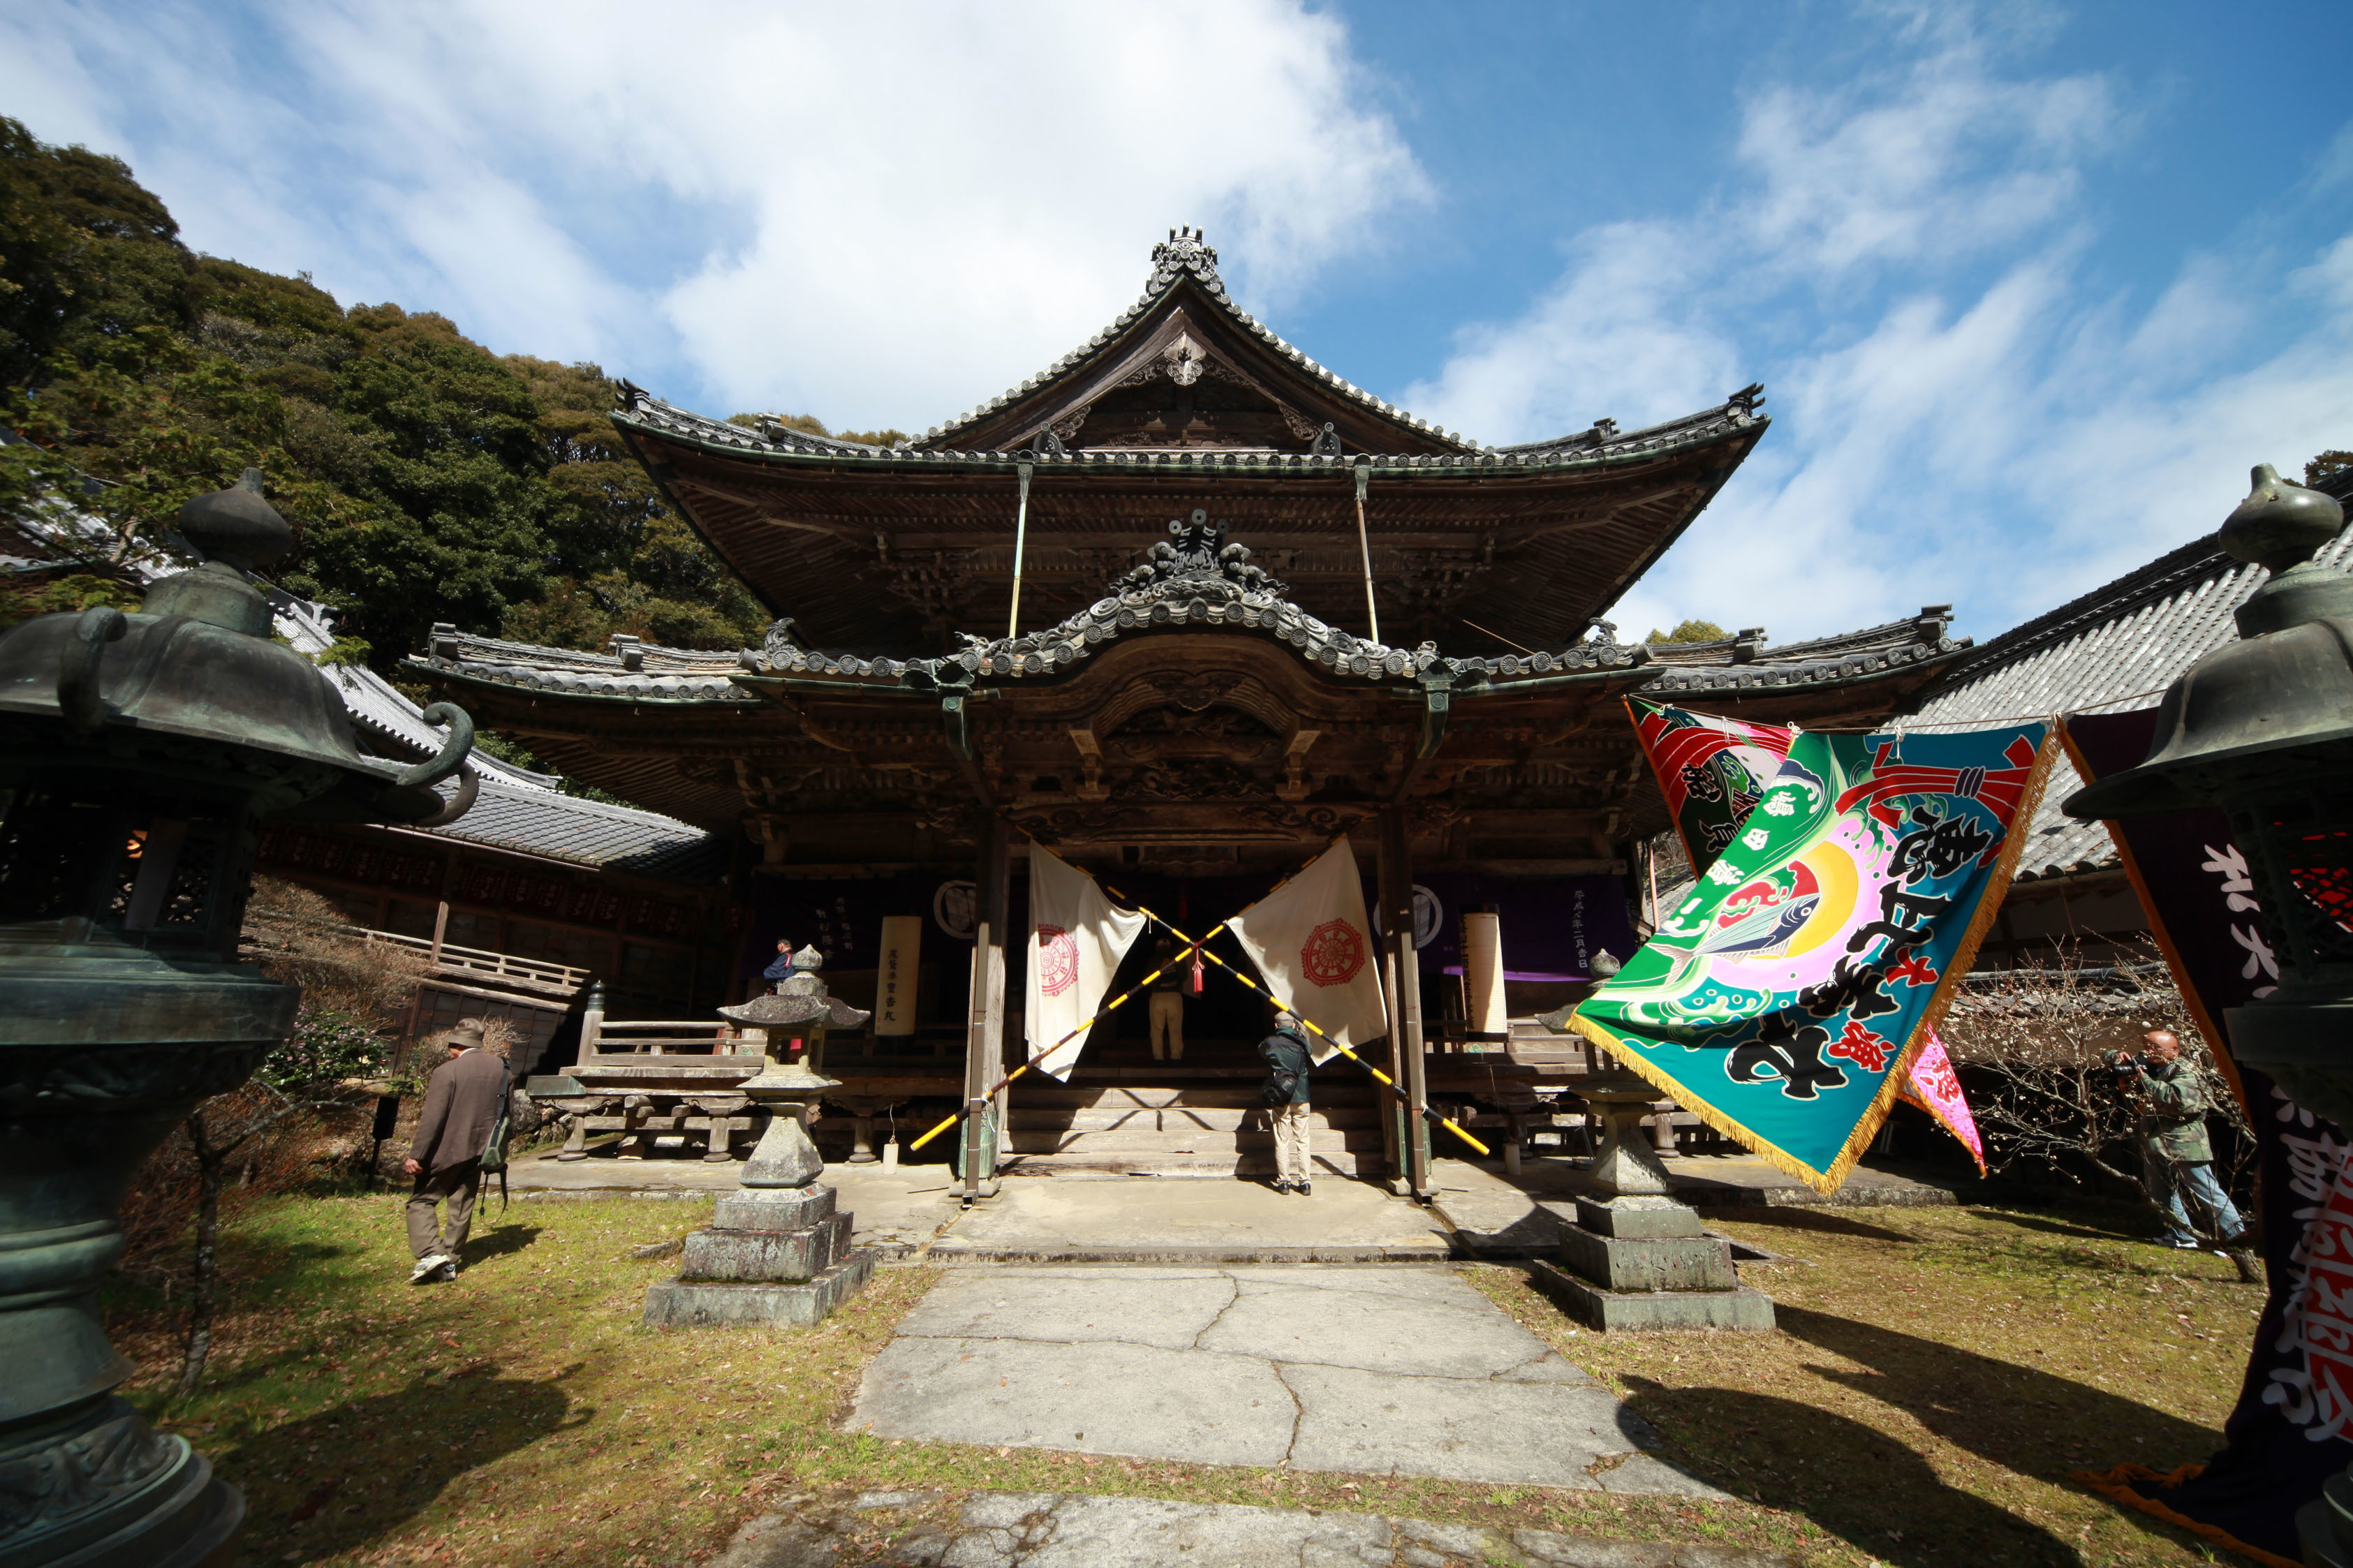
[402,1023,508,1283]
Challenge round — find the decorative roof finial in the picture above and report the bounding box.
[1151,225,1218,279]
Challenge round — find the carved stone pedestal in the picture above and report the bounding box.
[644,989,873,1331]
[1528,1074,1773,1333]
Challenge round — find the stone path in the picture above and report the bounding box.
[708,1489,1787,1567]
[848,1265,1723,1494]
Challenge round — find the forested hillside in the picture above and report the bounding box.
[0,117,890,667]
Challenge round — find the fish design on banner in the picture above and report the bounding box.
[1627,700,1994,1172]
[1576,723,2054,1192]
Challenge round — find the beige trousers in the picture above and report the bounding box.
[1271,1102,1311,1183]
[1149,991,1185,1060]
[406,1162,480,1259]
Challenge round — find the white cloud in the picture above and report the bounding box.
[1,0,1426,431]
[1410,15,2353,647]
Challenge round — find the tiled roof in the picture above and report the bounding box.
[408,547,1966,704]
[611,230,1769,471]
[920,228,1479,452]
[1910,470,2353,881]
[612,387,1768,476]
[422,778,729,880]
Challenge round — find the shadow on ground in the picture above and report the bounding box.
[216,1375,581,1565]
[459,1219,544,1264]
[1696,1207,1917,1244]
[1967,1208,2151,1244]
[1618,1377,2082,1567]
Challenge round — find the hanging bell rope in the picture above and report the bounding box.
[1352,458,1381,646]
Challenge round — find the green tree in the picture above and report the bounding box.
[0,117,782,670]
[2308,450,2352,488]
[1644,619,1729,644]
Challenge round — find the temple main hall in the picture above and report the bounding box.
[405,228,1968,1193]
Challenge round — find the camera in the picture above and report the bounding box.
[2104,1051,2147,1086]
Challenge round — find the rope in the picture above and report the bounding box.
[1109,891,1491,1157]
[903,927,1223,1153]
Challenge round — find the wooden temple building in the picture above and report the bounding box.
[404,228,1970,1195]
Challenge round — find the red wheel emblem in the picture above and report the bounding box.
[1299,919,1365,987]
[1036,924,1079,997]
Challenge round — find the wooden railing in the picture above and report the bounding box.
[356,927,594,993]
[584,1015,744,1056]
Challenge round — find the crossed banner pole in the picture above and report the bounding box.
[1105,889,1489,1157]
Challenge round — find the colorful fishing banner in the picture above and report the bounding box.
[1571,722,2055,1192]
[1628,697,1798,872]
[2065,708,2347,1568]
[1628,700,1993,1171]
[1229,841,1387,1060]
[1900,1031,1984,1174]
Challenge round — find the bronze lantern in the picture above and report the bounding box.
[0,473,471,1567]
[2063,462,2353,1562]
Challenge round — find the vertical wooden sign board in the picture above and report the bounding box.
[876,915,921,1037]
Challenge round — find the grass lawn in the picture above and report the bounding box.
[105,1192,2259,1567]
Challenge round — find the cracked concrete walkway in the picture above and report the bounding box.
[848,1266,1723,1494]
[710,1490,1787,1567]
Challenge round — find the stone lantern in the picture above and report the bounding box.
[644,945,876,1328]
[2063,463,2353,1562]
[0,472,472,1568]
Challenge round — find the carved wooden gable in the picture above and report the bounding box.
[928,230,1467,457]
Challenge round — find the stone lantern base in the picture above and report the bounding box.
[643,1073,874,1330]
[1529,1195,1776,1331]
[1527,1077,1775,1333]
[642,1183,875,1329]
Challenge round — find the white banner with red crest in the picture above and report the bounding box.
[1229,842,1387,1060]
[1026,844,1147,1080]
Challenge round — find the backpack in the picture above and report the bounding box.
[475,1060,514,1209]
[1260,1067,1299,1107]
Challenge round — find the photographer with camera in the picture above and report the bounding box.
[2108,1029,2245,1251]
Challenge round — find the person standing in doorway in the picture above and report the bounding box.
[1260,1009,1314,1195]
[401,1021,508,1283]
[2115,1029,2245,1250]
[1148,935,1188,1063]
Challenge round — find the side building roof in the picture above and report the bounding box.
[1909,469,2353,882]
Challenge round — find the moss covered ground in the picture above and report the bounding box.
[103,1195,2259,1566]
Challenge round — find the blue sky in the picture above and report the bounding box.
[4,1,2348,646]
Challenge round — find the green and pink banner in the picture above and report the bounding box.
[1586,718,2051,1190]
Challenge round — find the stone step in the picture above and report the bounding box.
[1005,1127,1386,1155]
[999,1148,1376,1177]
[1005,1106,1378,1133]
[1008,1086,1378,1109]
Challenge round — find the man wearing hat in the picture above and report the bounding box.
[401,1021,508,1283]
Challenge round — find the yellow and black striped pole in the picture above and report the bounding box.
[1107,893,1489,1157]
[905,928,1225,1153]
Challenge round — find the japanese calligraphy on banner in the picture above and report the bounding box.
[2065,709,2349,1567]
[1570,723,2055,1192]
[1628,700,1996,1173]
[1898,1032,1984,1174]
[1627,697,1798,872]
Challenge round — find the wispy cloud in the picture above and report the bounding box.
[1,0,1428,429]
[1407,13,2352,645]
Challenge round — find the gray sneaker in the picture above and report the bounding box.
[411,1252,453,1282]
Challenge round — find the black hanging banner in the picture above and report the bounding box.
[2066,708,2349,1567]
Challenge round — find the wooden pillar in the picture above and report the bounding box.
[961,817,1010,1203]
[1378,807,1431,1198]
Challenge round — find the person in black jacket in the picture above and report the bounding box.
[1260,1010,1315,1195]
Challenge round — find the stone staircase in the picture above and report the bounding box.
[998,1077,1386,1178]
